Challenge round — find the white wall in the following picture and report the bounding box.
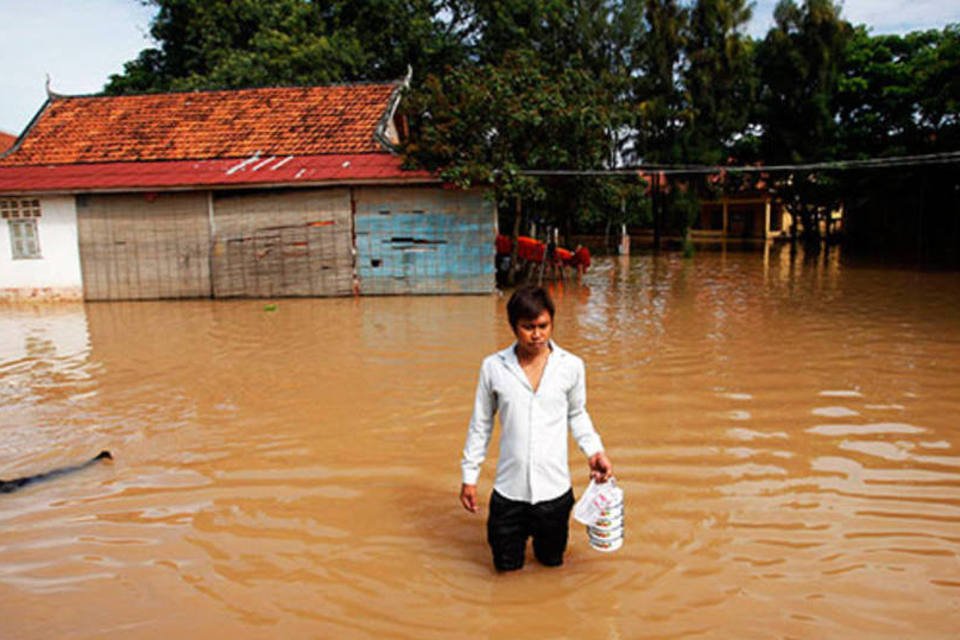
[0,195,83,300]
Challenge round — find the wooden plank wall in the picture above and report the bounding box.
[211,189,354,298]
[77,193,210,300]
[353,187,495,295]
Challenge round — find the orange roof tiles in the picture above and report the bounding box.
[0,131,16,154]
[1,83,400,166]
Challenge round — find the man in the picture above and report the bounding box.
[460,285,613,571]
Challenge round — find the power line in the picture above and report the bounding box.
[516,150,960,177]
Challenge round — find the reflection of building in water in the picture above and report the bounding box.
[0,304,89,364]
[764,239,844,289]
[0,305,95,428]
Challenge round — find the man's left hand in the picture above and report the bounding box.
[588,451,613,483]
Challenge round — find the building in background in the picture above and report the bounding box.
[0,82,494,301]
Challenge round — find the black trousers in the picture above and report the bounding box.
[487,488,575,571]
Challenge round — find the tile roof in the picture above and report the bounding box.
[0,83,401,166]
[0,131,16,154]
[0,153,435,194]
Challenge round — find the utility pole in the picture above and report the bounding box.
[653,172,662,250]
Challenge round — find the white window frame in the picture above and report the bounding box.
[1,198,43,260]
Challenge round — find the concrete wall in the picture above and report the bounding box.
[0,196,83,301]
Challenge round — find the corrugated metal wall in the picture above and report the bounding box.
[77,193,210,300]
[210,189,354,298]
[75,186,493,300]
[353,187,494,295]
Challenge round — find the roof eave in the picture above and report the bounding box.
[0,97,52,163]
[0,176,443,197]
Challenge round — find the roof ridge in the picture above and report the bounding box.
[46,78,404,103]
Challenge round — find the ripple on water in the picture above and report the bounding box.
[727,427,789,441]
[812,406,861,418]
[3,252,960,638]
[819,390,865,398]
[806,422,927,436]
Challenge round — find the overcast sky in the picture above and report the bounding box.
[1,0,959,135]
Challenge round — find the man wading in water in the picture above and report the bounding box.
[460,286,613,571]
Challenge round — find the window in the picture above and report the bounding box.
[1,198,42,259]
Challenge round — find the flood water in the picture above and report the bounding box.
[2,244,959,639]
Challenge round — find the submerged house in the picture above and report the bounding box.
[696,192,788,240]
[693,172,788,240]
[694,174,842,240]
[0,82,494,301]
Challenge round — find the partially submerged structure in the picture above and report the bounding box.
[696,192,788,240]
[694,175,842,241]
[0,82,494,301]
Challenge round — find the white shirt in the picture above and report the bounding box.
[461,341,604,504]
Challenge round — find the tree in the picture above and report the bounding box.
[403,47,624,200]
[629,0,687,165]
[403,1,649,246]
[105,0,468,94]
[682,0,755,165]
[755,0,852,246]
[836,25,960,261]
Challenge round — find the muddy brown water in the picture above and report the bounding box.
[2,246,959,639]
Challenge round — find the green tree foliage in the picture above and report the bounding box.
[755,0,852,245]
[404,1,650,241]
[757,0,851,163]
[836,25,960,260]
[837,27,919,157]
[105,0,467,93]
[630,0,687,165]
[682,0,755,165]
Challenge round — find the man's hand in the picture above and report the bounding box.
[460,483,479,513]
[588,451,613,483]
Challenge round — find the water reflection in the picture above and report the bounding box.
[1,247,959,638]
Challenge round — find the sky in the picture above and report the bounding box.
[1,0,959,135]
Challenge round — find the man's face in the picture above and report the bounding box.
[513,310,553,355]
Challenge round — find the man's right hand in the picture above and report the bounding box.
[460,483,479,513]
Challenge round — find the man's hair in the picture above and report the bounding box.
[507,286,555,329]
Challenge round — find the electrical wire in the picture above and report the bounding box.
[514,150,960,177]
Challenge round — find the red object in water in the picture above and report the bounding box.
[495,234,588,271]
[516,236,545,262]
[572,246,591,269]
[495,234,546,262]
